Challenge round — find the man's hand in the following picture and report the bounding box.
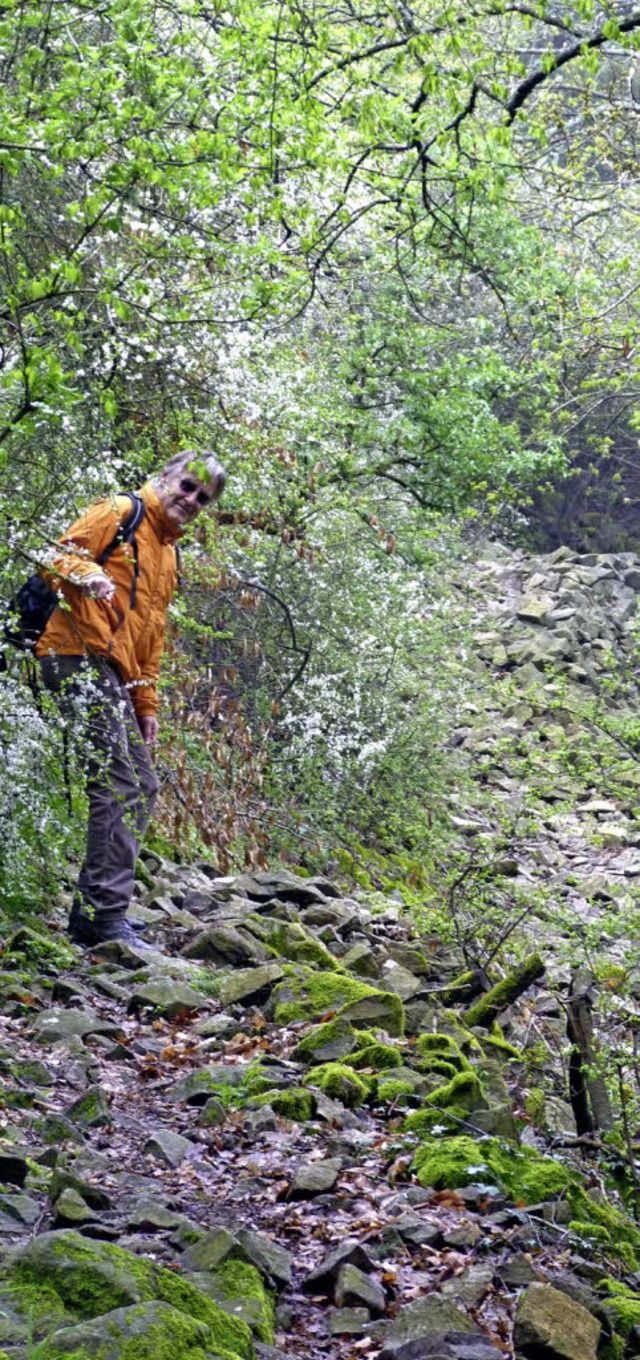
[82,572,115,601]
[139,715,158,746]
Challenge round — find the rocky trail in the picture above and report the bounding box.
[4,542,640,1360]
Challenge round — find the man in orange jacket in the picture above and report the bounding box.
[37,451,226,947]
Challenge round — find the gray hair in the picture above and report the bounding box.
[154,449,226,499]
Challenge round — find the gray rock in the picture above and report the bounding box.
[180,924,268,966]
[341,942,380,978]
[381,961,426,1002]
[380,1335,503,1360]
[52,1187,94,1226]
[335,1263,386,1315]
[180,1225,236,1271]
[372,1296,480,1347]
[0,1191,40,1225]
[290,1158,342,1198]
[303,1239,376,1294]
[329,1307,372,1335]
[197,1097,227,1127]
[219,964,285,1006]
[167,1064,246,1105]
[394,1214,441,1248]
[245,1105,278,1134]
[143,1127,195,1167]
[31,1008,121,1042]
[128,978,208,1017]
[65,1085,111,1128]
[441,1263,493,1307]
[514,1282,600,1360]
[235,1228,293,1288]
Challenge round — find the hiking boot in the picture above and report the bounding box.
[68,910,153,950]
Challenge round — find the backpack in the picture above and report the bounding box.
[3,493,146,654]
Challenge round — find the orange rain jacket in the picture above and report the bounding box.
[35,483,179,719]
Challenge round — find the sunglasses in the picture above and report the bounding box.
[178,477,214,507]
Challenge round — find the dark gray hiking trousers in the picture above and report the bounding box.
[40,655,159,919]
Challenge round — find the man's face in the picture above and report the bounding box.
[158,467,217,529]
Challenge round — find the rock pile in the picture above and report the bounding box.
[0,850,639,1360]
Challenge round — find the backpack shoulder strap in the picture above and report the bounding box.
[97,493,146,609]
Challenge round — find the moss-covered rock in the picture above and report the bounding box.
[260,921,339,970]
[292,1017,356,1064]
[600,1280,640,1337]
[30,1299,241,1359]
[188,1261,274,1345]
[304,1063,371,1109]
[415,1033,470,1065]
[464,954,545,1030]
[350,1043,401,1071]
[273,968,404,1036]
[377,1079,416,1103]
[2,1230,253,1358]
[252,1087,316,1121]
[405,1071,488,1132]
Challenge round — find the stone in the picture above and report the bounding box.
[219,964,285,1006]
[516,595,554,624]
[128,978,208,1017]
[513,1282,600,1360]
[497,1253,540,1286]
[180,925,268,966]
[372,1297,480,1348]
[6,1229,252,1358]
[303,1239,376,1294]
[329,1307,371,1335]
[64,1086,111,1128]
[26,1299,220,1358]
[197,1097,228,1127]
[289,1158,342,1198]
[52,1187,94,1226]
[31,1008,121,1042]
[246,1106,278,1134]
[394,1215,441,1248]
[441,1263,493,1307]
[379,1335,503,1360]
[442,1220,482,1249]
[49,1171,111,1211]
[180,1226,236,1271]
[143,1127,195,1167]
[235,1229,293,1289]
[335,1264,386,1315]
[342,942,380,978]
[381,961,426,1002]
[0,1191,40,1226]
[167,1064,246,1104]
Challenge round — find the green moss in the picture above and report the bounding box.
[405,1071,487,1132]
[378,1080,416,1103]
[464,954,544,1030]
[415,1034,468,1063]
[291,1017,356,1064]
[211,1261,274,1345]
[253,1087,316,1121]
[600,1280,640,1336]
[350,1043,401,1071]
[412,1135,572,1201]
[304,1063,371,1109]
[263,922,339,971]
[4,1231,253,1360]
[273,968,404,1036]
[525,1089,545,1124]
[415,1059,459,1082]
[568,1220,611,1244]
[481,1029,523,1062]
